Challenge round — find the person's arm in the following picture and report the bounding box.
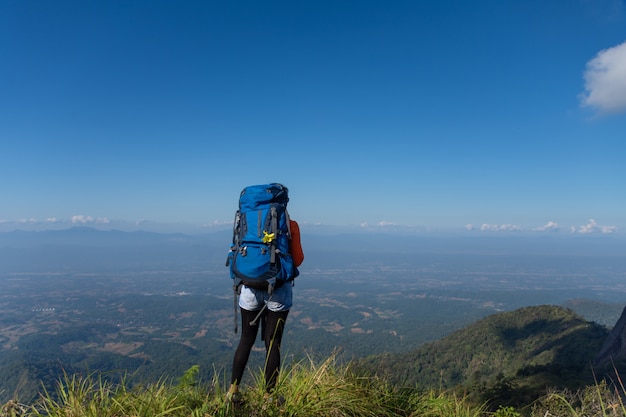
[289,220,304,267]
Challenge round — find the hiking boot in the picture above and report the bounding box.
[227,391,244,407]
[262,392,285,410]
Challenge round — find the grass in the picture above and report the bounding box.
[1,358,625,417]
[529,378,626,417]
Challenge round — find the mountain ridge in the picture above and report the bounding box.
[355,304,612,407]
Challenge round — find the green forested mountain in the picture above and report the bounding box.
[355,305,610,408]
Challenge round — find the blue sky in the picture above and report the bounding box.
[1,0,625,235]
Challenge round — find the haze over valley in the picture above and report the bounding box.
[1,227,625,402]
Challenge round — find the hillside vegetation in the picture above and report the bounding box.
[2,353,626,417]
[355,305,611,409]
[0,357,491,417]
[3,305,626,416]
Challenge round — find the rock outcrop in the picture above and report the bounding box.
[594,305,626,367]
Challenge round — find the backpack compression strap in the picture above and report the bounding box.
[270,207,278,264]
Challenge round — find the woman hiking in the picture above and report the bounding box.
[225,184,304,405]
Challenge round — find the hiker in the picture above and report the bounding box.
[225,184,304,403]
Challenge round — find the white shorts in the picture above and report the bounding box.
[238,282,293,312]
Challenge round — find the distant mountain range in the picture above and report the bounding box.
[0,227,232,273]
[1,226,625,272]
[3,226,626,252]
[0,226,227,246]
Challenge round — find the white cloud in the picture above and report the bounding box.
[47,217,60,223]
[19,218,37,224]
[479,224,522,232]
[581,40,626,114]
[71,215,110,225]
[72,215,94,224]
[572,218,617,234]
[533,221,559,232]
[360,221,398,229]
[201,220,233,228]
[465,224,475,231]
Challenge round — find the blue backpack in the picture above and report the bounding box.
[226,183,298,295]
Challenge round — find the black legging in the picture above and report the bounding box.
[231,307,289,391]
